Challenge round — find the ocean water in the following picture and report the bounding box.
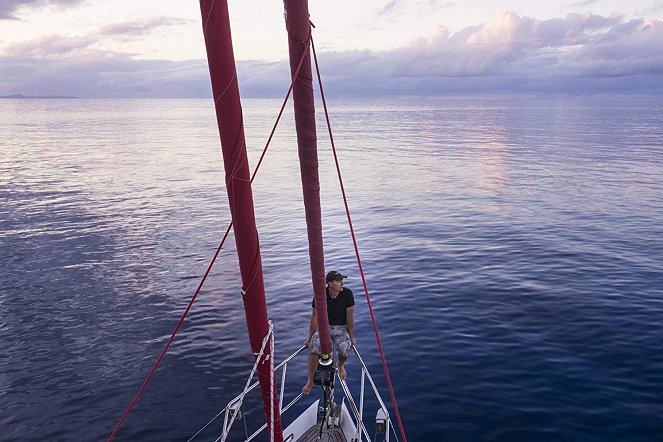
[1,96,662,441]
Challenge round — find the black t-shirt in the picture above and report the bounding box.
[311,287,355,325]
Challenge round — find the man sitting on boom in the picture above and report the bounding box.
[302,270,356,394]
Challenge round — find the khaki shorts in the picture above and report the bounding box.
[309,325,352,358]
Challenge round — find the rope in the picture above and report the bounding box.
[310,34,408,442]
[107,33,313,442]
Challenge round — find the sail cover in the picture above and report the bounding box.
[200,1,283,440]
[284,0,332,358]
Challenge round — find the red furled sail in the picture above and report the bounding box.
[284,0,332,358]
[199,1,283,440]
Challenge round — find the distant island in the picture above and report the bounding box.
[0,94,78,99]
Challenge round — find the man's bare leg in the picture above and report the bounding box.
[337,354,348,380]
[302,353,319,394]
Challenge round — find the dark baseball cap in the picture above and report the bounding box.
[325,271,347,283]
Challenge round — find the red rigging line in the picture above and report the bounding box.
[106,225,232,442]
[311,36,409,442]
[106,21,312,442]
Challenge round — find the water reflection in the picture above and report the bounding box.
[1,97,662,441]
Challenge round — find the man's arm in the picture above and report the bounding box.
[304,308,317,346]
[346,306,356,345]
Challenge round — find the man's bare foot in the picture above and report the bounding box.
[302,381,313,394]
[338,365,347,380]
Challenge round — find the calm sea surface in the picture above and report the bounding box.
[1,96,662,441]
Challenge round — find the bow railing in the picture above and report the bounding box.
[189,344,400,442]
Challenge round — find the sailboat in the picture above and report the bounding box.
[109,1,406,441]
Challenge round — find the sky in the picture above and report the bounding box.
[1,0,663,97]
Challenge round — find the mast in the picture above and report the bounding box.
[284,1,333,360]
[199,1,283,440]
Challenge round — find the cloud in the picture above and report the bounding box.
[0,0,83,20]
[0,51,212,98]
[99,17,191,37]
[5,16,193,59]
[6,34,96,57]
[567,0,599,8]
[638,3,663,15]
[312,11,663,95]
[375,0,398,17]
[425,1,455,9]
[376,0,454,17]
[2,11,663,97]
[0,31,209,97]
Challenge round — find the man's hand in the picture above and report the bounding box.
[350,336,357,346]
[304,337,311,347]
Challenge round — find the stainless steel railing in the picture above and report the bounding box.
[189,344,399,442]
[337,345,400,442]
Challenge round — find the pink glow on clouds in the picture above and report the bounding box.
[1,11,663,97]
